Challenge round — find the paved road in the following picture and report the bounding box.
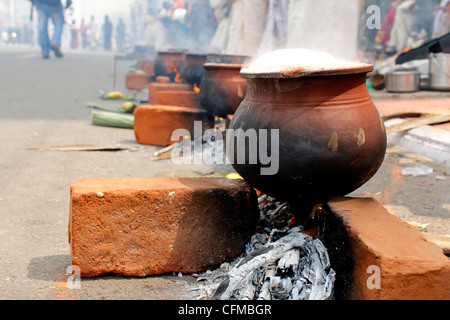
[0,46,204,300]
[0,46,448,300]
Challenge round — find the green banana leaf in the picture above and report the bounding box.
[86,102,136,114]
[91,110,134,129]
[87,102,127,113]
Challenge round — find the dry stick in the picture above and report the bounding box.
[153,135,190,157]
[27,145,127,152]
[152,153,182,161]
[153,142,179,157]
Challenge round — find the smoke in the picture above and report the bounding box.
[284,0,361,62]
[71,0,134,24]
[208,0,363,64]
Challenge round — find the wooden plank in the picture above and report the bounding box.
[382,108,450,121]
[386,114,450,134]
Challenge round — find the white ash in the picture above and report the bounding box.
[173,130,232,172]
[191,195,335,300]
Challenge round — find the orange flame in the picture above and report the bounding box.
[194,83,200,93]
[174,69,182,83]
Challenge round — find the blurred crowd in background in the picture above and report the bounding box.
[0,0,449,63]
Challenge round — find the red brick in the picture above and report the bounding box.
[125,72,151,91]
[148,83,192,105]
[321,197,450,300]
[154,91,202,110]
[133,105,214,146]
[69,177,259,277]
[155,76,171,83]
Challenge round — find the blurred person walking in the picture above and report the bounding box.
[375,0,402,48]
[30,0,72,59]
[70,19,79,49]
[116,18,126,52]
[80,18,88,49]
[433,0,450,38]
[88,15,99,49]
[388,0,417,53]
[102,15,113,51]
[208,0,232,53]
[258,0,289,55]
[185,0,216,51]
[170,0,186,17]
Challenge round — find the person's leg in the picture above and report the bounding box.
[49,3,64,57]
[36,4,50,57]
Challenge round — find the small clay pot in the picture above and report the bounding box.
[198,63,247,118]
[370,73,386,90]
[181,53,208,86]
[154,51,185,82]
[137,58,155,77]
[228,65,387,223]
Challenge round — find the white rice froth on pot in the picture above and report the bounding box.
[242,49,368,75]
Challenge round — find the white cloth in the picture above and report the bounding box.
[433,0,450,38]
[258,0,290,55]
[209,0,231,52]
[388,0,416,52]
[226,0,268,56]
[286,0,361,61]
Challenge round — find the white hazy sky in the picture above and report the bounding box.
[72,0,135,21]
[3,0,139,26]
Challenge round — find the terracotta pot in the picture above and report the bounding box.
[154,51,185,82]
[228,65,387,222]
[181,53,207,86]
[198,63,247,118]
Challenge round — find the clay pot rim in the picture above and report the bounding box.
[156,50,187,57]
[185,52,208,58]
[240,64,374,79]
[206,54,250,64]
[204,63,244,69]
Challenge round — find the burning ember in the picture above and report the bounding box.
[174,69,183,83]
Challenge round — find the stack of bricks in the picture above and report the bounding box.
[133,75,213,146]
[125,58,155,91]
